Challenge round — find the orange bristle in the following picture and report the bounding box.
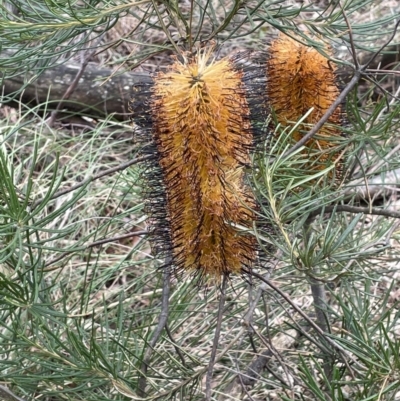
[266,35,343,179]
[134,49,259,284]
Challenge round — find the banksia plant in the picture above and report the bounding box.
[131,48,266,284]
[266,34,344,181]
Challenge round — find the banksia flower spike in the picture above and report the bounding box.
[131,47,265,285]
[266,35,344,180]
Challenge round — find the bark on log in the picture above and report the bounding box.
[2,61,152,121]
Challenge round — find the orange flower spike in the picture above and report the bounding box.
[267,35,343,176]
[150,49,257,283]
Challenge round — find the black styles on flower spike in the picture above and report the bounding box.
[130,46,269,285]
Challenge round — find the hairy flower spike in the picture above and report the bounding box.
[267,35,344,179]
[132,49,261,284]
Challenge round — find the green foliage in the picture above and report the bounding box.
[1,0,400,400]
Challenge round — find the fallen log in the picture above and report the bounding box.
[2,60,152,121]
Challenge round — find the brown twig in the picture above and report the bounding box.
[47,34,105,127]
[237,360,257,401]
[307,204,400,220]
[364,19,400,70]
[88,230,148,248]
[44,230,148,269]
[137,267,171,397]
[339,1,359,69]
[284,18,400,158]
[303,218,333,380]
[366,69,400,75]
[241,348,273,386]
[243,268,363,369]
[283,72,361,158]
[150,0,183,57]
[165,323,187,367]
[0,385,27,401]
[239,272,272,386]
[249,322,301,395]
[205,275,227,401]
[32,154,151,210]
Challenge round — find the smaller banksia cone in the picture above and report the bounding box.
[266,35,344,181]
[130,47,265,285]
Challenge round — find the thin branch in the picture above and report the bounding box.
[32,154,151,210]
[206,1,242,41]
[88,230,148,248]
[268,286,333,354]
[309,277,329,333]
[189,0,194,51]
[307,204,400,220]
[365,142,400,178]
[243,272,271,325]
[284,18,400,158]
[307,225,332,378]
[150,0,183,57]
[165,323,187,367]
[237,361,257,401]
[384,220,400,246]
[47,59,89,126]
[241,348,272,386]
[361,74,393,110]
[205,276,227,401]
[47,34,105,127]
[239,271,272,386]
[339,1,359,69]
[43,230,148,269]
[147,326,248,400]
[366,69,400,75]
[243,269,363,369]
[303,217,332,380]
[137,267,171,397]
[44,252,75,269]
[249,323,300,394]
[283,72,361,158]
[364,19,400,70]
[0,385,27,401]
